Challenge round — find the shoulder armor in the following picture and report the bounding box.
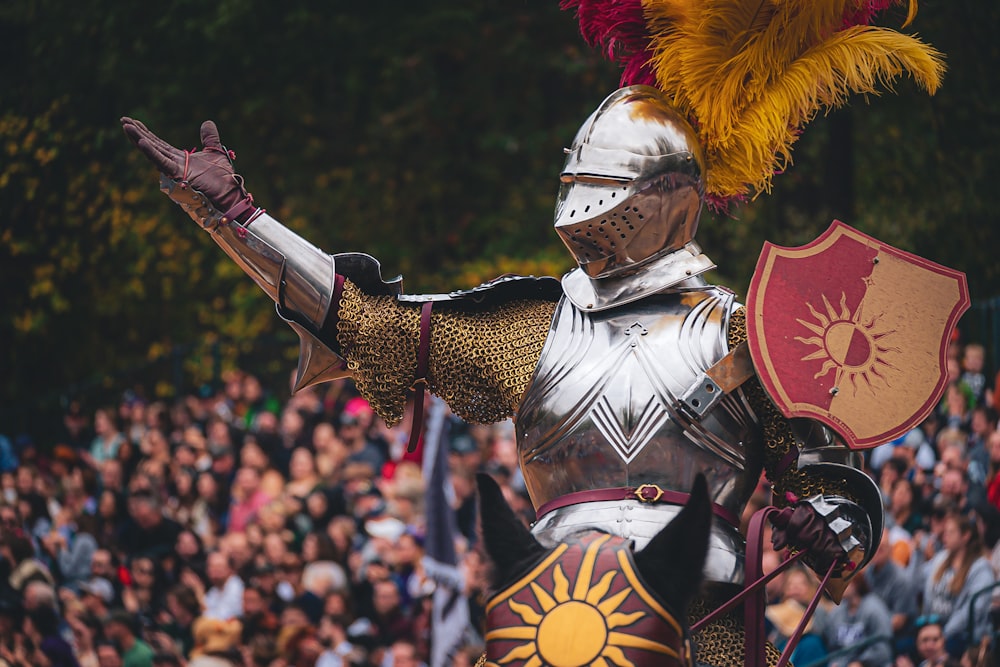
[333,252,403,297]
[397,274,562,305]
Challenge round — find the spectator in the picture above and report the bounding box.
[105,609,154,667]
[895,617,954,667]
[983,431,1000,511]
[122,555,162,620]
[227,467,271,534]
[823,576,893,667]
[866,528,920,652]
[890,478,926,537]
[118,492,182,560]
[367,579,414,648]
[766,593,827,667]
[88,409,125,468]
[872,430,937,478]
[202,552,244,621]
[189,616,243,667]
[341,399,386,476]
[163,584,202,657]
[41,512,99,593]
[921,512,995,657]
[276,623,325,667]
[25,605,79,667]
[384,639,426,667]
[960,344,987,407]
[78,577,115,618]
[67,613,101,667]
[286,448,322,503]
[96,641,123,667]
[964,407,996,505]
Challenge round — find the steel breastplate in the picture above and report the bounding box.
[517,286,762,559]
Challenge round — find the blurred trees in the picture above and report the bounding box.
[1,0,997,438]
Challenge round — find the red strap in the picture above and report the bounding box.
[222,197,258,225]
[745,506,780,667]
[407,302,433,453]
[690,548,805,634]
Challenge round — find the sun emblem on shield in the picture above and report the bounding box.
[794,292,900,397]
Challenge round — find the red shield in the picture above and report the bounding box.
[746,221,969,449]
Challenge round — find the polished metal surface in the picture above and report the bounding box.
[396,274,562,304]
[793,416,884,561]
[554,86,705,281]
[517,285,762,523]
[802,492,878,601]
[532,501,746,585]
[561,242,716,312]
[217,212,336,326]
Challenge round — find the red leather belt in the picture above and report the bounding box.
[534,484,740,527]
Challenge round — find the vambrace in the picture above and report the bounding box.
[160,177,401,392]
[789,418,884,600]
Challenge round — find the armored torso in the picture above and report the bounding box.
[518,282,765,582]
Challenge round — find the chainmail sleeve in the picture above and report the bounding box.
[336,278,558,427]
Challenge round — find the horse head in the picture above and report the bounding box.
[476,474,712,667]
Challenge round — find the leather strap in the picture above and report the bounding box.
[222,196,258,225]
[689,506,837,667]
[744,506,778,667]
[534,485,740,527]
[689,548,805,635]
[407,302,433,453]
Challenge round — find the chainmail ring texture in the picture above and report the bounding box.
[336,279,557,426]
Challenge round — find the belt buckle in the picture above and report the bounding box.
[634,484,664,503]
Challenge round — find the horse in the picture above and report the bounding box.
[475,473,713,667]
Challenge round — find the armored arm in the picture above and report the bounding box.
[122,118,559,425]
[728,308,883,601]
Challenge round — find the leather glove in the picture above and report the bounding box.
[770,501,849,574]
[120,117,249,213]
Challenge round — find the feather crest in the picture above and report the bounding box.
[703,27,945,198]
[562,0,944,205]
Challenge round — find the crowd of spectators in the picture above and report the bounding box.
[2,338,1000,667]
[762,341,1000,667]
[0,371,505,667]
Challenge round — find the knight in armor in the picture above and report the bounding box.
[121,84,884,667]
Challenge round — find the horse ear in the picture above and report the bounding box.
[633,474,713,610]
[476,473,546,588]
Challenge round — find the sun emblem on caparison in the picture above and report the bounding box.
[486,536,678,667]
[794,292,900,397]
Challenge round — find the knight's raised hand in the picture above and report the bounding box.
[121,117,252,224]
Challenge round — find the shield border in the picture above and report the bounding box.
[746,220,970,449]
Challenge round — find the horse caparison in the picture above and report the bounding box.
[476,473,712,667]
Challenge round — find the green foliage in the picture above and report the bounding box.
[1,1,996,438]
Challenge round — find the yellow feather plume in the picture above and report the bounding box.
[641,0,945,200]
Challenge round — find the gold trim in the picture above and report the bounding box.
[634,483,665,503]
[616,550,683,637]
[486,544,570,613]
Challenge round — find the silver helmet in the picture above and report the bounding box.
[555,86,706,280]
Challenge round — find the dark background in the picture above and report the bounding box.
[2,1,998,442]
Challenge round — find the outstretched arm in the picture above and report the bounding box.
[122,119,559,426]
[122,118,376,392]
